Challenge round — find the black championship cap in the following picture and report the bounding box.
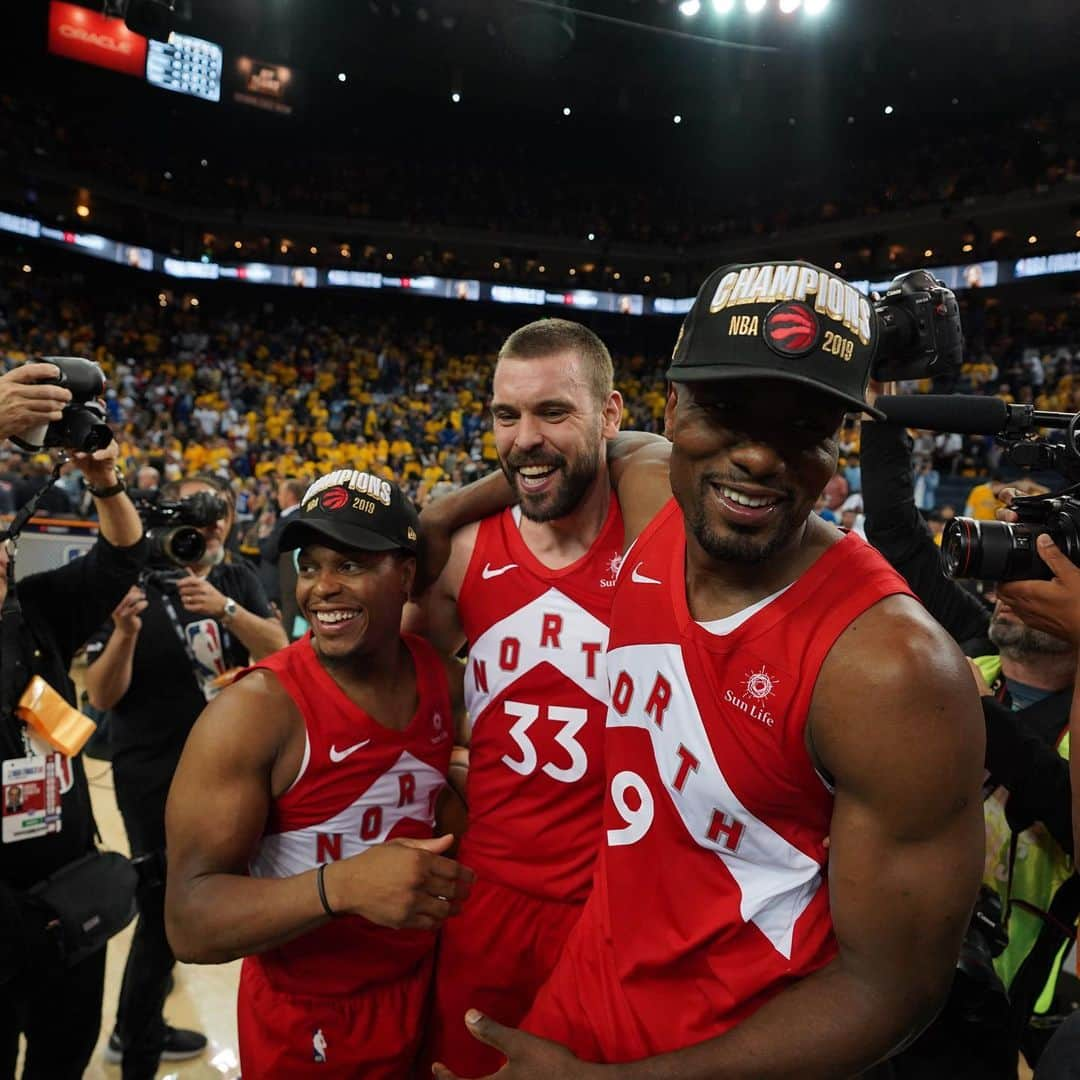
[278,470,419,556]
[666,260,885,419]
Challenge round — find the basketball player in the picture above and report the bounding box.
[407,319,628,1077]
[434,262,986,1078]
[164,471,474,1079]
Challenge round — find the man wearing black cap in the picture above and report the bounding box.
[164,470,474,1079]
[434,262,986,1080]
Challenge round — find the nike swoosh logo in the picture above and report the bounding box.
[482,562,518,579]
[329,740,371,763]
[631,562,663,585]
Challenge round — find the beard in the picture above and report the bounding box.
[502,439,603,523]
[988,614,1072,658]
[683,475,800,565]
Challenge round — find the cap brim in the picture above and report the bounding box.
[278,519,411,557]
[664,363,886,420]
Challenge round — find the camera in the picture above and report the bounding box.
[939,403,1080,582]
[953,884,1010,1027]
[10,357,113,454]
[871,269,964,383]
[943,496,1080,583]
[134,490,228,569]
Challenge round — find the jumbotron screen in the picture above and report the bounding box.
[145,31,222,102]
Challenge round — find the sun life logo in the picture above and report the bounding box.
[600,552,623,589]
[742,666,778,701]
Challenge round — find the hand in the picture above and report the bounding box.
[994,487,1023,524]
[431,1012,603,1080]
[72,439,121,489]
[997,535,1080,645]
[966,657,994,697]
[864,379,898,413]
[175,570,230,618]
[111,585,148,637]
[0,363,72,441]
[323,834,474,929]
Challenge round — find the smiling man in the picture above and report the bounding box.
[407,319,627,1077]
[164,471,473,1079]
[436,262,986,1080]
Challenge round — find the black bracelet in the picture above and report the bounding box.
[316,862,337,918]
[88,476,126,499]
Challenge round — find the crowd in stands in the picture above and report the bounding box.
[2,265,1080,549]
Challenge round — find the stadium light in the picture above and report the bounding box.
[21,264,31,274]
[713,0,735,10]
[923,249,933,258]
[884,105,894,115]
[673,114,682,124]
[451,92,460,103]
[745,0,766,12]
[805,0,829,13]
[538,264,546,272]
[337,72,347,82]
[834,261,842,270]
[563,106,572,116]
[962,243,974,253]
[779,0,801,11]
[1028,235,1038,244]
[588,232,596,241]
[678,0,701,16]
[75,204,91,219]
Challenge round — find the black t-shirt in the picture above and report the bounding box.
[85,561,272,765]
[0,536,148,892]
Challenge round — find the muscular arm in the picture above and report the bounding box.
[626,597,985,1079]
[403,521,478,656]
[166,671,475,964]
[165,672,327,963]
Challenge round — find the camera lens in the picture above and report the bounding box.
[165,526,207,565]
[942,517,1049,582]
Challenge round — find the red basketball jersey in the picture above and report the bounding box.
[581,501,914,1051]
[457,499,623,902]
[240,633,452,995]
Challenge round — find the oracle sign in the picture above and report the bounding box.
[48,1,148,77]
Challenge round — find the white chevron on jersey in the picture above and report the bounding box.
[606,643,823,959]
[249,751,445,880]
[465,587,610,720]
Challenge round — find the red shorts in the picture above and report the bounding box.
[238,953,433,1079]
[424,875,583,1077]
[521,906,640,1065]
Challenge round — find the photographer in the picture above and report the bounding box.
[0,363,147,1078]
[84,473,287,1080]
[862,395,1078,1078]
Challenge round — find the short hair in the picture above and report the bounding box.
[162,472,235,508]
[280,478,307,503]
[497,318,614,407]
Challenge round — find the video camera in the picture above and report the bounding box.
[133,490,228,571]
[875,392,1080,583]
[10,357,112,454]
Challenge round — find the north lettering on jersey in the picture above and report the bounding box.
[708,263,872,346]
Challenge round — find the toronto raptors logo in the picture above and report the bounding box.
[763,302,820,358]
[319,486,349,511]
[742,665,778,701]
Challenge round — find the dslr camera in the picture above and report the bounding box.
[10,357,113,454]
[871,269,964,384]
[134,490,228,572]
